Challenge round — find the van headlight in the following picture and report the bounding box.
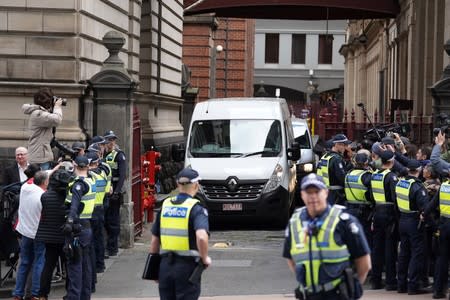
[263,164,283,193]
[298,163,314,173]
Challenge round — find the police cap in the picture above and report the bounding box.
[407,159,421,171]
[91,135,107,145]
[380,150,395,163]
[301,173,327,190]
[74,155,89,168]
[103,130,118,140]
[176,168,201,185]
[85,151,99,164]
[355,153,369,164]
[72,141,85,151]
[332,134,352,144]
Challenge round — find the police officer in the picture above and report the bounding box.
[344,153,373,241]
[150,168,211,300]
[63,155,96,300]
[317,134,351,205]
[86,147,111,273]
[283,173,371,300]
[369,150,399,290]
[395,160,429,294]
[103,130,126,257]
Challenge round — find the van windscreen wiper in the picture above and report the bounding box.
[240,150,279,158]
[191,152,243,158]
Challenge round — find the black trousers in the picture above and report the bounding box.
[159,256,200,300]
[39,242,64,297]
[434,219,450,294]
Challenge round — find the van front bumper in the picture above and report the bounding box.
[196,185,291,220]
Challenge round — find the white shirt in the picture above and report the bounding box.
[18,163,28,182]
[15,180,45,239]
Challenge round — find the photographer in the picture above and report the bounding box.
[22,87,63,170]
[430,131,450,175]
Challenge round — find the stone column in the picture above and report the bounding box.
[88,31,137,248]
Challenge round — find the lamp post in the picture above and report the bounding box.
[307,69,319,104]
[210,44,223,99]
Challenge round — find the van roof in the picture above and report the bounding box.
[193,98,289,120]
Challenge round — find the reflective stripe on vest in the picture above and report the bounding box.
[160,197,200,256]
[395,178,416,213]
[90,171,107,207]
[345,170,370,204]
[101,162,112,193]
[317,154,333,187]
[65,177,96,219]
[439,182,450,218]
[371,169,390,204]
[289,206,350,292]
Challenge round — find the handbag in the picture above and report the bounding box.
[142,253,161,280]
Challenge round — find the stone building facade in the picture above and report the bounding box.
[339,0,448,123]
[0,0,185,245]
[0,1,185,169]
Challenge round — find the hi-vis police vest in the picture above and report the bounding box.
[65,176,96,219]
[101,161,112,193]
[317,153,334,186]
[90,170,107,207]
[289,206,350,294]
[345,170,370,204]
[371,169,391,204]
[395,178,416,213]
[105,149,123,183]
[439,181,450,218]
[160,197,200,256]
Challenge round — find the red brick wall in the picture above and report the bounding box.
[182,18,255,102]
[214,18,254,99]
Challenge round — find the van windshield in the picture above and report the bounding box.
[292,124,311,149]
[189,120,282,158]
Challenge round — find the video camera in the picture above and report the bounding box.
[433,113,450,136]
[363,123,410,142]
[52,96,67,107]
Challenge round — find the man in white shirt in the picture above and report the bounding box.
[13,171,49,300]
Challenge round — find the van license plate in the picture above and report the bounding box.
[222,203,242,211]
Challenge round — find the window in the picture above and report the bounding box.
[318,34,333,64]
[265,33,279,64]
[291,34,306,64]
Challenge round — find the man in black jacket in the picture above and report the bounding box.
[35,169,72,300]
[2,147,29,186]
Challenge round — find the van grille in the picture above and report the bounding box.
[201,180,266,201]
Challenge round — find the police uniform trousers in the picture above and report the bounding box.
[327,190,345,205]
[66,226,92,300]
[91,206,105,271]
[346,204,372,248]
[433,217,450,294]
[371,205,398,287]
[159,255,200,300]
[105,194,121,255]
[397,213,424,291]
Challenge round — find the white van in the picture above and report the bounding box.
[184,97,300,225]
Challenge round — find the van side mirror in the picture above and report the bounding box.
[171,143,185,162]
[287,142,300,161]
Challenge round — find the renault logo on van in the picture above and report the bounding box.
[227,177,239,192]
